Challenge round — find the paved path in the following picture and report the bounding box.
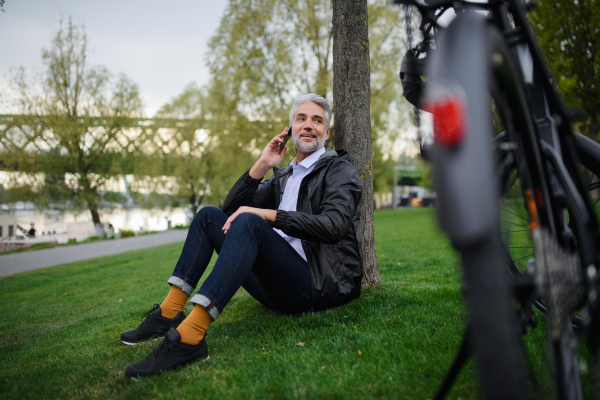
[0,229,189,277]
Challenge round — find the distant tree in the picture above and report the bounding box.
[1,18,143,232]
[333,0,380,287]
[530,0,600,141]
[131,83,217,213]
[0,1,5,13]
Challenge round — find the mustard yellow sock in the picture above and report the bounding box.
[176,304,212,345]
[160,285,189,319]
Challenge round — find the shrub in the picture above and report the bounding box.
[120,230,135,238]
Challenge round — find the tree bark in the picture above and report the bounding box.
[332,0,380,287]
[81,172,105,236]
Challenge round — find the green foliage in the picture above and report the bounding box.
[372,146,396,193]
[0,18,143,224]
[530,0,600,141]
[201,0,409,196]
[120,229,135,238]
[172,224,190,229]
[416,156,433,191]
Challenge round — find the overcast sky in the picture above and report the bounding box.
[0,0,228,116]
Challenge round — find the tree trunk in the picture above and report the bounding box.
[81,173,105,237]
[189,187,198,215]
[332,0,380,287]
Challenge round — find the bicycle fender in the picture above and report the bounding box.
[425,12,499,250]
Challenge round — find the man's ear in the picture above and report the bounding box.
[325,129,330,141]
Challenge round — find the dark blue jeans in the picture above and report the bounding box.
[167,206,312,320]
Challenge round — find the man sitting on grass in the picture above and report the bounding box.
[122,93,363,379]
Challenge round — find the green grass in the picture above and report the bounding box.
[0,208,588,399]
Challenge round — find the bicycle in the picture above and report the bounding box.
[391,1,600,399]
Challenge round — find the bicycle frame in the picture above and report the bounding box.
[396,0,600,322]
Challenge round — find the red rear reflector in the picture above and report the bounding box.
[424,96,468,147]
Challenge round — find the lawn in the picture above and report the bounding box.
[0,208,578,399]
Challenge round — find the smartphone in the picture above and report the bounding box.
[278,126,292,154]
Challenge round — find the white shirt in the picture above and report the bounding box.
[273,147,326,261]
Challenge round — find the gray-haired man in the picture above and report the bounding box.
[123,93,363,379]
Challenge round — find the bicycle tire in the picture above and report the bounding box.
[487,24,593,400]
[498,133,600,400]
[427,12,529,400]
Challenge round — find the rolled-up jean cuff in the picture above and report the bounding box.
[190,293,221,320]
[167,276,195,296]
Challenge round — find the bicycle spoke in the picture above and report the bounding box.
[501,205,529,222]
[586,181,600,191]
[500,219,529,229]
[514,253,535,262]
[509,184,524,199]
[502,193,529,221]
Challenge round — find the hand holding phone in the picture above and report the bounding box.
[278,126,292,154]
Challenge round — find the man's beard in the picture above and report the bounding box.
[292,132,326,153]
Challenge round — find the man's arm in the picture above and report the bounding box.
[221,128,289,216]
[273,160,362,244]
[222,206,277,234]
[250,128,290,179]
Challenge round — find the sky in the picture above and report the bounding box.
[0,0,228,116]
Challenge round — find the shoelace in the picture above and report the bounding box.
[148,333,176,360]
[140,303,161,326]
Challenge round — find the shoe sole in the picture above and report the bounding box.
[121,318,185,346]
[121,336,163,346]
[128,356,210,381]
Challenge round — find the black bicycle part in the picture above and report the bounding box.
[396,1,600,398]
[426,11,529,400]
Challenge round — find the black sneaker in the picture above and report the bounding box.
[121,304,186,345]
[125,327,209,380]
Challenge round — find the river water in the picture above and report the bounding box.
[2,205,193,243]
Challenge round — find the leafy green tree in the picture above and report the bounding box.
[1,18,143,231]
[530,0,600,141]
[206,0,409,193]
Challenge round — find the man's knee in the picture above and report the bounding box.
[229,212,265,233]
[194,206,224,225]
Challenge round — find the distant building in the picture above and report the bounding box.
[392,152,437,208]
[0,215,17,240]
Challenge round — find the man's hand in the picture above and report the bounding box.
[249,128,290,179]
[222,206,277,234]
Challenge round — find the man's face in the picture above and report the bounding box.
[291,102,330,153]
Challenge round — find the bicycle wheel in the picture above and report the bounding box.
[498,133,600,400]
[496,142,584,400]
[429,8,597,400]
[487,29,589,400]
[427,12,530,400]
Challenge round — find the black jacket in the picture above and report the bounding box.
[222,148,363,311]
